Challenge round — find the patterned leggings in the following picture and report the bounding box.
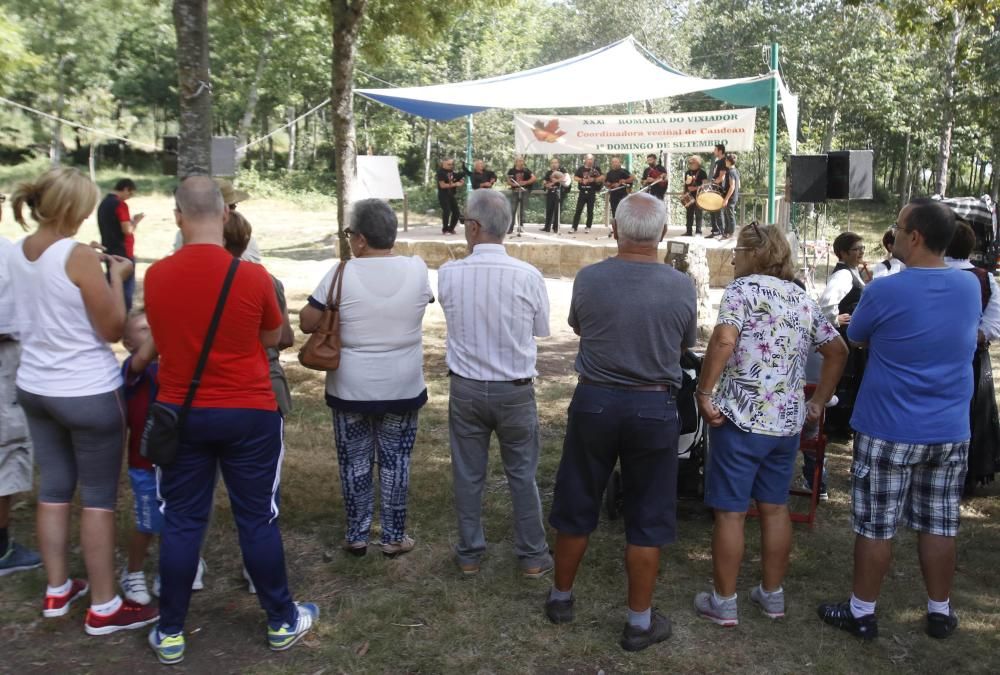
[332,409,419,544]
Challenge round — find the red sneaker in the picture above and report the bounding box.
[42,579,90,618]
[85,598,159,636]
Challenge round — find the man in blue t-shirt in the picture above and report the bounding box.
[818,199,980,642]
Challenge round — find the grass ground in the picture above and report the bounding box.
[0,170,998,674]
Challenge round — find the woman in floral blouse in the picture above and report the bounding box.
[692,223,847,627]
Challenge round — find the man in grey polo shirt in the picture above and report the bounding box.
[438,189,552,578]
[546,192,697,652]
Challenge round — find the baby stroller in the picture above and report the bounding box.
[604,350,710,519]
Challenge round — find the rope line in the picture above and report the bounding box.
[0,95,159,151]
[238,98,331,151]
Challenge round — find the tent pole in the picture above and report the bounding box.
[767,43,779,224]
[465,114,473,190]
[625,101,633,174]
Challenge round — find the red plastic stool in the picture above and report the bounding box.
[748,385,827,527]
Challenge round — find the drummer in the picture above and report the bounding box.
[684,156,707,236]
[543,157,569,233]
[707,144,728,238]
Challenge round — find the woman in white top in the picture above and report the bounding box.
[8,168,158,634]
[871,228,905,281]
[818,231,868,437]
[300,199,433,558]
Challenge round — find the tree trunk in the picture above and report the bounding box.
[934,9,964,197]
[897,131,911,208]
[286,106,297,170]
[422,120,433,186]
[49,54,67,166]
[236,31,273,160]
[330,0,368,261]
[173,0,213,177]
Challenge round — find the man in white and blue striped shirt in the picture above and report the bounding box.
[438,189,552,579]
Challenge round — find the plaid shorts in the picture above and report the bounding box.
[852,432,969,539]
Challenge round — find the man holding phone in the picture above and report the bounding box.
[97,178,144,311]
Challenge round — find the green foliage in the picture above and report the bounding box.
[0,0,997,199]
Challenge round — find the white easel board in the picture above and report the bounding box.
[353,155,404,200]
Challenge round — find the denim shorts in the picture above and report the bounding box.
[549,383,679,547]
[130,467,163,534]
[705,420,799,512]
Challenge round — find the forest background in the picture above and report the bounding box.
[1,0,999,212]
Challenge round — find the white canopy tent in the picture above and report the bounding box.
[356,36,798,152]
[356,37,798,220]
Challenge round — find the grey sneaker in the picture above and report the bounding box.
[694,591,739,626]
[0,541,42,577]
[750,585,785,619]
[545,594,575,624]
[620,609,672,652]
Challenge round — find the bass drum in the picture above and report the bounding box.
[696,183,725,212]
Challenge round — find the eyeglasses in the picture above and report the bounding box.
[731,246,754,259]
[0,194,7,203]
[891,223,908,234]
[343,227,357,237]
[849,246,866,253]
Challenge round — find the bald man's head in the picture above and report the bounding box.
[175,176,225,223]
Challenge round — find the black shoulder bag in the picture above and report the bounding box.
[141,257,241,467]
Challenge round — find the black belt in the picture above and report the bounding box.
[578,375,675,394]
[449,370,533,386]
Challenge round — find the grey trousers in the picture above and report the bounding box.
[448,374,550,569]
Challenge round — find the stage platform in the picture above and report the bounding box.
[393,222,737,287]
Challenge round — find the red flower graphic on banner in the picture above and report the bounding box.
[532,119,566,143]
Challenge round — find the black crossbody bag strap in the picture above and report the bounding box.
[177,257,241,426]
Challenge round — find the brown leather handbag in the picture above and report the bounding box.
[298,260,347,371]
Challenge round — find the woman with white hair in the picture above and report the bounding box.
[683,156,707,236]
[300,199,433,558]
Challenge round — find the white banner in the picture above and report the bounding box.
[514,108,756,155]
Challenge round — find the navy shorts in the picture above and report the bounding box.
[549,383,679,547]
[705,420,799,512]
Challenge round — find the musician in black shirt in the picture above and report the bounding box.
[571,154,603,232]
[707,144,727,237]
[506,157,535,234]
[603,156,634,218]
[640,153,668,201]
[471,159,497,190]
[436,158,464,234]
[683,155,708,236]
[542,157,569,233]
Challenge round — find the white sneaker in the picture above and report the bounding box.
[150,558,207,598]
[120,569,152,606]
[242,565,257,595]
[192,558,207,591]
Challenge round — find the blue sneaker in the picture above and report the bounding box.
[0,541,42,577]
[268,602,319,651]
[148,626,185,665]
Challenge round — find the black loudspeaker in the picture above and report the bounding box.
[827,150,873,200]
[788,154,828,203]
[162,136,178,176]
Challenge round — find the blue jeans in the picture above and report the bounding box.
[157,407,296,634]
[550,383,679,546]
[332,409,418,544]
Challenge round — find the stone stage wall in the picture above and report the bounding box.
[391,238,736,288]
